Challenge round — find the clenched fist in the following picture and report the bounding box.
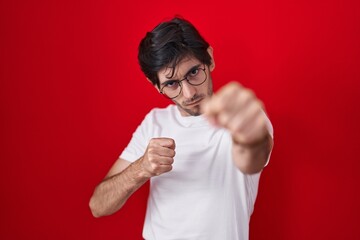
[140,138,176,177]
[203,82,268,146]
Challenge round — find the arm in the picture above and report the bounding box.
[89,138,176,217]
[204,82,273,174]
[232,132,273,174]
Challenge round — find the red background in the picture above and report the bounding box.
[1,0,359,239]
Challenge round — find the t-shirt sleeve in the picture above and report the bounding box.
[119,111,153,163]
[244,172,261,216]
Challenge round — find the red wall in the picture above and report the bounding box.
[1,0,359,239]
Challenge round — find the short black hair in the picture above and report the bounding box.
[138,17,212,88]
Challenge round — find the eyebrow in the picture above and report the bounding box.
[161,64,202,86]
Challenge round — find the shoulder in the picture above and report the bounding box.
[137,104,178,130]
[145,104,177,121]
[136,104,178,137]
[148,104,176,115]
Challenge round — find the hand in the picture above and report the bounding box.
[140,138,176,177]
[203,82,268,146]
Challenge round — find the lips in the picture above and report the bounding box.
[184,97,203,107]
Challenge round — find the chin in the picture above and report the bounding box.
[175,102,203,117]
[184,106,202,116]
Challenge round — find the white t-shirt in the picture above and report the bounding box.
[120,104,273,240]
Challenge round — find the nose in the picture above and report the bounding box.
[181,80,196,99]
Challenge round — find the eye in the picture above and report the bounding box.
[189,68,199,77]
[164,80,179,89]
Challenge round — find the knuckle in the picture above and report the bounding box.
[231,81,241,88]
[257,115,266,127]
[243,89,254,100]
[218,113,231,126]
[231,121,243,133]
[249,102,260,115]
[151,163,159,171]
[217,98,227,110]
[149,138,160,145]
[170,150,176,158]
[148,140,155,147]
[225,82,240,93]
[147,154,156,163]
[147,147,155,155]
[255,107,263,117]
[230,84,240,94]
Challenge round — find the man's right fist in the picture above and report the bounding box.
[140,138,176,177]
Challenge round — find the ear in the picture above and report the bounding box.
[147,78,161,92]
[207,46,215,72]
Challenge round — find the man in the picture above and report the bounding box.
[89,17,274,240]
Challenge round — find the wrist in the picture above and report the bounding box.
[130,158,152,180]
[233,133,270,149]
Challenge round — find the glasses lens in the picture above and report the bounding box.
[187,68,207,86]
[161,67,207,99]
[162,82,181,99]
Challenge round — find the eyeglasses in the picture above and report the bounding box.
[159,65,207,99]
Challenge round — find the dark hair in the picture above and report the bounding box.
[138,17,212,88]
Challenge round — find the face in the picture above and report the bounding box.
[157,56,215,116]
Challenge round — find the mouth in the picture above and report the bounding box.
[184,97,203,107]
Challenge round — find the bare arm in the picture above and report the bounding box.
[232,132,273,174]
[89,138,176,217]
[204,82,273,174]
[89,158,148,217]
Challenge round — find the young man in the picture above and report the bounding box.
[90,17,274,240]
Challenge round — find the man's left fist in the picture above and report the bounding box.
[203,82,268,146]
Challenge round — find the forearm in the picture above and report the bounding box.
[232,133,273,174]
[89,158,149,217]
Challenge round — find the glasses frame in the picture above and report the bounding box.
[159,65,207,99]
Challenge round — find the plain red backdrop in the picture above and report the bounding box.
[1,0,359,239]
